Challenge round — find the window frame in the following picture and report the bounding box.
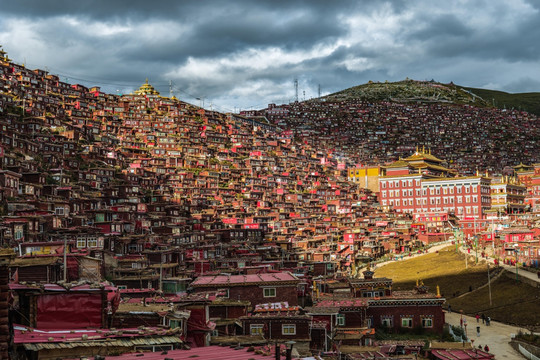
[282,324,296,335]
[76,238,86,248]
[250,324,264,335]
[421,318,433,328]
[401,318,413,328]
[381,317,393,328]
[337,314,345,326]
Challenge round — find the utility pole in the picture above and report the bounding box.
[159,255,163,292]
[515,249,519,282]
[475,236,478,264]
[318,84,321,98]
[487,263,492,306]
[169,80,174,99]
[63,237,68,282]
[294,78,298,102]
[197,97,205,109]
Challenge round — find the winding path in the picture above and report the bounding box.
[445,311,527,359]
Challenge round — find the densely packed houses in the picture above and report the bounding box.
[0,48,538,359]
[250,82,540,176]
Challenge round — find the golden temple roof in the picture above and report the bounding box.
[385,159,410,168]
[410,162,457,173]
[0,46,11,63]
[513,162,533,173]
[134,78,160,96]
[404,151,444,163]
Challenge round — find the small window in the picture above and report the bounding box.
[282,324,296,335]
[76,238,86,248]
[422,318,433,328]
[169,319,182,329]
[381,318,392,328]
[250,324,264,335]
[263,288,276,297]
[401,318,413,328]
[337,314,345,326]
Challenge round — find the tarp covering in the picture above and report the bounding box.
[37,293,102,329]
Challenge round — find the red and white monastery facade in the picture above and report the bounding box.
[379,150,492,218]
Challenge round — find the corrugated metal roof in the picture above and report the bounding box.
[103,345,279,359]
[191,271,298,287]
[23,335,182,351]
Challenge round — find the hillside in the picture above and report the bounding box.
[0,53,384,250]
[327,79,540,116]
[263,80,540,174]
[329,79,491,107]
[462,86,540,116]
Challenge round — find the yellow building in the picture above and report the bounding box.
[490,176,527,214]
[348,166,381,192]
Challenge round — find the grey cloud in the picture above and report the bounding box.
[408,14,472,41]
[1,0,539,110]
[504,77,540,93]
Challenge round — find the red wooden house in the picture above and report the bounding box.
[190,272,300,307]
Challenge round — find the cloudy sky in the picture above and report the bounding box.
[1,0,539,112]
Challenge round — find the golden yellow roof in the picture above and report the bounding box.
[513,162,533,172]
[404,151,444,163]
[134,78,160,96]
[410,162,457,173]
[385,159,410,168]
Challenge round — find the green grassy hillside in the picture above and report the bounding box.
[325,79,540,116]
[461,86,540,116]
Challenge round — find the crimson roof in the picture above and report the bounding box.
[431,349,494,360]
[315,299,368,308]
[104,345,279,360]
[191,272,298,286]
[13,325,176,344]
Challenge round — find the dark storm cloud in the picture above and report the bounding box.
[126,8,348,62]
[408,14,472,41]
[405,5,540,62]
[0,0,356,22]
[0,0,538,109]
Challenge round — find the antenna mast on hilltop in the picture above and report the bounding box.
[294,78,298,102]
[318,84,321,98]
[169,80,174,99]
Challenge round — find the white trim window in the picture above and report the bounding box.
[401,317,413,328]
[87,238,98,248]
[337,314,345,326]
[422,318,433,328]
[282,324,296,335]
[250,324,264,335]
[76,238,86,248]
[263,288,276,297]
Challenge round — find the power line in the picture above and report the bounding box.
[16,61,169,88]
